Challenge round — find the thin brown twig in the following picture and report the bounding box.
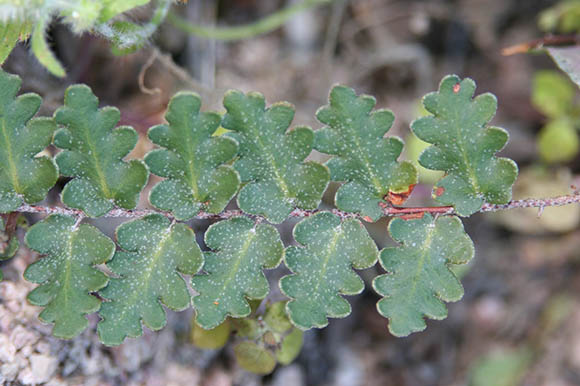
[501,34,580,56]
[12,192,580,222]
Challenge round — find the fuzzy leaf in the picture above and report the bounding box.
[373,214,474,337]
[145,92,240,220]
[54,85,149,217]
[97,214,203,346]
[0,69,58,213]
[100,0,151,22]
[280,212,378,330]
[222,90,329,223]
[31,16,66,77]
[1,20,32,64]
[192,217,284,329]
[24,215,115,338]
[411,76,518,216]
[314,85,417,221]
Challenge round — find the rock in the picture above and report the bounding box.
[28,354,58,384]
[0,335,16,362]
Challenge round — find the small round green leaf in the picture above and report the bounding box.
[532,70,574,118]
[537,118,579,163]
[234,341,277,375]
[190,319,231,350]
[276,328,303,365]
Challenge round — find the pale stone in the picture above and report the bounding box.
[28,354,58,384]
[0,335,16,362]
[11,325,39,350]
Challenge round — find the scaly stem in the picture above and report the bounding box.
[13,192,580,222]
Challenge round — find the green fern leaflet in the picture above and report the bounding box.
[314,85,417,221]
[222,90,330,223]
[373,213,474,336]
[98,214,203,346]
[0,69,58,213]
[411,76,518,216]
[192,217,284,329]
[24,215,115,338]
[146,92,240,220]
[54,85,148,217]
[280,211,378,329]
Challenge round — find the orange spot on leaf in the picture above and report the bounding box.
[213,301,219,305]
[435,186,445,197]
[362,216,374,223]
[453,83,461,93]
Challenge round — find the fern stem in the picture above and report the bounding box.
[13,191,580,221]
[167,0,332,40]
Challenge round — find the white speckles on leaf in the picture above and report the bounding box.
[191,217,283,329]
[372,213,474,337]
[314,85,417,222]
[279,211,378,330]
[0,69,58,213]
[23,215,115,339]
[97,214,203,346]
[411,75,518,216]
[145,92,240,220]
[53,84,148,217]
[222,90,330,224]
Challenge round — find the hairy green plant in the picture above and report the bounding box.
[0,0,163,76]
[3,67,578,375]
[0,0,333,77]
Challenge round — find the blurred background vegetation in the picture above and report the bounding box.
[3,0,580,384]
